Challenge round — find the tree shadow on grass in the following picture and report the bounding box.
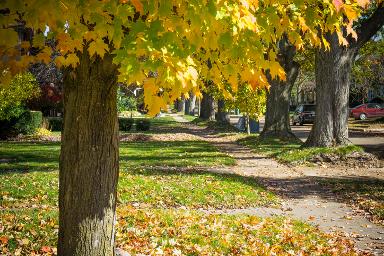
[256,175,384,221]
[0,142,60,175]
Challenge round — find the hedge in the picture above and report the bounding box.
[135,119,151,131]
[46,117,63,131]
[118,117,134,131]
[0,111,42,139]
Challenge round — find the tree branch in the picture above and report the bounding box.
[350,3,384,50]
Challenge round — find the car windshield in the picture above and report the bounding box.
[303,105,315,112]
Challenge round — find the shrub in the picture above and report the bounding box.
[136,119,151,131]
[34,127,53,137]
[119,117,134,131]
[0,73,40,121]
[0,111,43,138]
[46,117,63,131]
[13,111,43,135]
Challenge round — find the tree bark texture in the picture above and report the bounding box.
[175,98,185,113]
[305,5,384,147]
[58,50,119,256]
[185,93,196,115]
[260,36,299,139]
[199,91,215,120]
[305,34,355,147]
[216,99,230,123]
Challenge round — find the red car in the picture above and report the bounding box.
[351,103,384,120]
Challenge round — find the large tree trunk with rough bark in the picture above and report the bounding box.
[185,93,196,115]
[175,98,185,113]
[260,36,299,139]
[305,34,354,147]
[199,91,215,120]
[305,5,384,147]
[216,99,230,123]
[58,51,119,256]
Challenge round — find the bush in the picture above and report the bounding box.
[119,117,134,131]
[14,111,43,135]
[136,119,151,131]
[46,117,63,131]
[0,111,42,139]
[0,73,40,121]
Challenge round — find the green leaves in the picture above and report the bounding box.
[0,73,40,121]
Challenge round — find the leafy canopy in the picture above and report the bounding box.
[0,0,370,115]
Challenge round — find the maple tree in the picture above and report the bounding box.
[226,83,267,134]
[260,36,300,139]
[306,0,384,147]
[0,0,366,255]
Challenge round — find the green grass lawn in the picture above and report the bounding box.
[181,114,198,122]
[1,207,357,255]
[120,140,235,168]
[0,138,358,255]
[238,135,363,164]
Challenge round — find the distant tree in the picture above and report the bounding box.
[0,73,40,120]
[117,86,137,114]
[226,83,267,134]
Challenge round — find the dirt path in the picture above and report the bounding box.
[170,114,384,255]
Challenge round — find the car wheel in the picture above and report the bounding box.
[359,113,367,120]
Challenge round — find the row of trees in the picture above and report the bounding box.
[260,3,383,146]
[1,1,382,255]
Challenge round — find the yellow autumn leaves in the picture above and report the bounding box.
[0,0,369,114]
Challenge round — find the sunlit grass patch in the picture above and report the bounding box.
[118,169,278,209]
[239,135,363,165]
[120,140,235,168]
[116,207,358,256]
[0,207,358,256]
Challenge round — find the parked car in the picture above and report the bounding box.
[291,104,316,126]
[350,103,384,120]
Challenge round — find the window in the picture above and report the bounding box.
[303,105,316,112]
[367,104,380,109]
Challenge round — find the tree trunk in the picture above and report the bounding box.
[216,99,230,123]
[305,32,355,147]
[185,93,196,115]
[260,36,299,140]
[176,98,185,113]
[199,91,215,120]
[305,5,384,147]
[58,51,119,256]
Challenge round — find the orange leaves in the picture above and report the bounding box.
[356,0,370,8]
[333,0,343,12]
[40,246,53,253]
[131,0,144,14]
[0,236,9,245]
[56,33,83,54]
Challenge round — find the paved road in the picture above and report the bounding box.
[230,116,384,158]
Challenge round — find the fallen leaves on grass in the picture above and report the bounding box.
[115,206,359,256]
